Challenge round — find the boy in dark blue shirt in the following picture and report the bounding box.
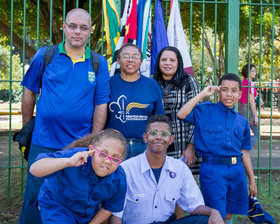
[177,73,257,224]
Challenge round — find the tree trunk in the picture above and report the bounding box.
[0,20,37,58]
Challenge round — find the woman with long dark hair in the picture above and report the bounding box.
[154,46,201,174]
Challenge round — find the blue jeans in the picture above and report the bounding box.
[153,214,209,224]
[238,102,259,148]
[125,139,146,159]
[18,144,59,224]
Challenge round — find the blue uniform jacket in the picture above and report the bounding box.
[183,101,251,157]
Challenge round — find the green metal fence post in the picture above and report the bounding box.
[225,0,240,75]
[225,1,240,223]
[21,0,27,196]
[8,0,14,199]
[49,0,53,45]
[269,0,276,197]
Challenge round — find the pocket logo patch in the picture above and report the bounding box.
[88,71,95,83]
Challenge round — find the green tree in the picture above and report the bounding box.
[176,0,280,82]
[0,0,103,59]
[0,0,279,83]
[239,2,280,81]
[0,44,22,91]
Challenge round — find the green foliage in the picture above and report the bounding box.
[0,36,8,45]
[190,32,217,86]
[238,2,280,80]
[0,0,103,58]
[176,0,280,81]
[0,44,23,92]
[179,1,227,48]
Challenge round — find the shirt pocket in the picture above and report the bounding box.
[165,192,181,215]
[233,128,243,150]
[204,125,224,147]
[125,193,148,217]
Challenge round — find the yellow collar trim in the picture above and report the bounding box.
[68,54,85,64]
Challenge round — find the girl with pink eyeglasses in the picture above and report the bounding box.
[30,129,127,224]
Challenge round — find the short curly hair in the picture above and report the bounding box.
[146,114,172,133]
[218,73,242,91]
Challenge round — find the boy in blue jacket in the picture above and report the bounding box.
[177,73,257,224]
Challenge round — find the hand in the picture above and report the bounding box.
[202,86,220,98]
[208,209,224,224]
[249,179,258,198]
[183,144,195,167]
[67,150,95,167]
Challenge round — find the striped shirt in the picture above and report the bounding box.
[159,74,201,174]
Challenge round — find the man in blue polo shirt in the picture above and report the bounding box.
[18,8,110,224]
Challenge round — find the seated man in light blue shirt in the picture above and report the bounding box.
[110,114,223,224]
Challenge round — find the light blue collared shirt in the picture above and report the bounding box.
[114,151,204,224]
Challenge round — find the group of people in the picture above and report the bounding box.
[18,7,259,224]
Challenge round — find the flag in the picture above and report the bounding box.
[124,0,137,43]
[103,0,120,55]
[167,0,194,75]
[110,0,137,76]
[137,0,145,48]
[151,0,169,76]
[137,0,152,77]
[170,0,173,12]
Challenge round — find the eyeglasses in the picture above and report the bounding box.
[65,22,91,32]
[119,54,142,60]
[147,130,171,138]
[92,145,122,165]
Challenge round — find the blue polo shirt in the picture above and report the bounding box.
[183,101,251,157]
[21,42,110,149]
[106,74,164,139]
[36,147,127,223]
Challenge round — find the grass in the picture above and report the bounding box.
[0,168,26,224]
[236,172,280,223]
[0,134,26,223]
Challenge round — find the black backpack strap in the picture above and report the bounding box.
[90,50,100,74]
[40,45,57,87]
